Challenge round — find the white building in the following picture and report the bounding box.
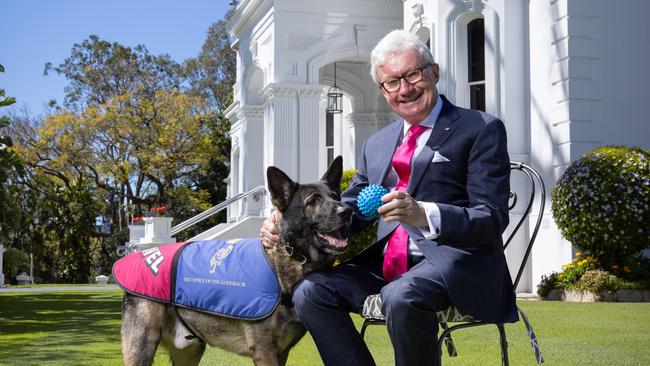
[220,0,650,292]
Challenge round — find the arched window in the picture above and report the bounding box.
[467,18,485,111]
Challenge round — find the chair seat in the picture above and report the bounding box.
[361,294,475,323]
[360,293,544,364]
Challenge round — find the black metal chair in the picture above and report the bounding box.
[359,162,546,365]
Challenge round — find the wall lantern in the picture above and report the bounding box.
[326,62,343,114]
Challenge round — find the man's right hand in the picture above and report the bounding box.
[260,211,280,249]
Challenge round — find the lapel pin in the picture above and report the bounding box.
[443,127,450,131]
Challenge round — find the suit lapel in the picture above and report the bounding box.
[375,121,403,184]
[406,96,459,194]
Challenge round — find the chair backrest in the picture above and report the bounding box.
[504,162,546,289]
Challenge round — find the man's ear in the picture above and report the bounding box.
[320,155,343,194]
[267,166,298,212]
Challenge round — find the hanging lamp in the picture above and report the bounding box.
[326,62,343,114]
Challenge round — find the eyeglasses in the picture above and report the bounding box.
[379,63,434,92]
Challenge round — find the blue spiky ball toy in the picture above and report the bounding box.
[357,185,389,219]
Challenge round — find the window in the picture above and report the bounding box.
[325,112,334,166]
[467,18,485,111]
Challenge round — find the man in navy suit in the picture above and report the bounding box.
[261,29,517,365]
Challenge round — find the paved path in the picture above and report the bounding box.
[0,285,119,293]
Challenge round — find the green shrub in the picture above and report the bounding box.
[537,272,560,297]
[537,253,648,295]
[3,247,29,281]
[551,146,650,267]
[577,269,625,292]
[338,170,377,262]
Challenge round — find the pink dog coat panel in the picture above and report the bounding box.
[112,242,188,302]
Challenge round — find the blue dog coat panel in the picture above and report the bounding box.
[173,238,281,320]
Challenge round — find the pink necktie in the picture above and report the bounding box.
[382,124,428,281]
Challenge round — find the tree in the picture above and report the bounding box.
[44,35,182,111]
[0,64,25,245]
[184,10,236,211]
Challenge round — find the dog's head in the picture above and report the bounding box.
[266,156,351,266]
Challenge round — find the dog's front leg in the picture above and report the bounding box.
[251,349,283,366]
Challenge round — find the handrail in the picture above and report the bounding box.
[169,185,266,236]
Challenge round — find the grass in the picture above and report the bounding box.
[1,289,649,365]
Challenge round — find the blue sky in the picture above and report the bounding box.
[0,0,231,116]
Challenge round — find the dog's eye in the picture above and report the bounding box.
[305,193,321,205]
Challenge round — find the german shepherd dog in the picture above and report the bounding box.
[121,156,351,365]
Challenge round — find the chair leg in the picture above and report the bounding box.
[360,319,370,339]
[497,324,509,366]
[360,319,385,339]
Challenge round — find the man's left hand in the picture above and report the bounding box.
[378,191,428,228]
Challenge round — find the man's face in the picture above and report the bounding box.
[376,48,439,124]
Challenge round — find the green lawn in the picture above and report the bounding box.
[1,289,649,365]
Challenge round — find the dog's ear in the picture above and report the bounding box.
[267,166,298,211]
[320,155,343,193]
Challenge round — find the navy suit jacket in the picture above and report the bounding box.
[343,95,518,323]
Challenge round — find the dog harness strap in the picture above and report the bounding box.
[280,292,294,307]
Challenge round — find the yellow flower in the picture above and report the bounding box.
[563,264,574,269]
[575,252,582,257]
[558,273,565,279]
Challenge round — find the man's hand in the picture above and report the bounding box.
[260,211,280,249]
[378,191,428,228]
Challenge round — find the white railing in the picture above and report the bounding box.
[118,186,266,256]
[169,185,266,236]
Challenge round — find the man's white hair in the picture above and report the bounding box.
[370,29,434,84]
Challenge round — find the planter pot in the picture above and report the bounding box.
[544,289,562,301]
[561,290,597,302]
[128,224,145,243]
[617,289,644,302]
[643,290,650,302]
[595,290,617,302]
[543,289,647,302]
[128,217,176,252]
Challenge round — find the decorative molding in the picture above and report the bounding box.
[345,112,395,128]
[287,34,324,51]
[241,105,264,119]
[261,83,326,101]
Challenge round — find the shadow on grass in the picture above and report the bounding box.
[0,290,124,365]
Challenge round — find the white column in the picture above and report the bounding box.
[297,88,324,182]
[261,83,326,214]
[240,106,265,217]
[226,103,266,220]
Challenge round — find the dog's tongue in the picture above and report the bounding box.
[324,230,348,249]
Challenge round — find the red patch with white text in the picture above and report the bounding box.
[112,242,187,302]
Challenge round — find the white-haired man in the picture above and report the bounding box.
[261,29,517,365]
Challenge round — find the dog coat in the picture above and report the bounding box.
[112,239,281,320]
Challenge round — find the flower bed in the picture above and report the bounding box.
[538,253,650,302]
